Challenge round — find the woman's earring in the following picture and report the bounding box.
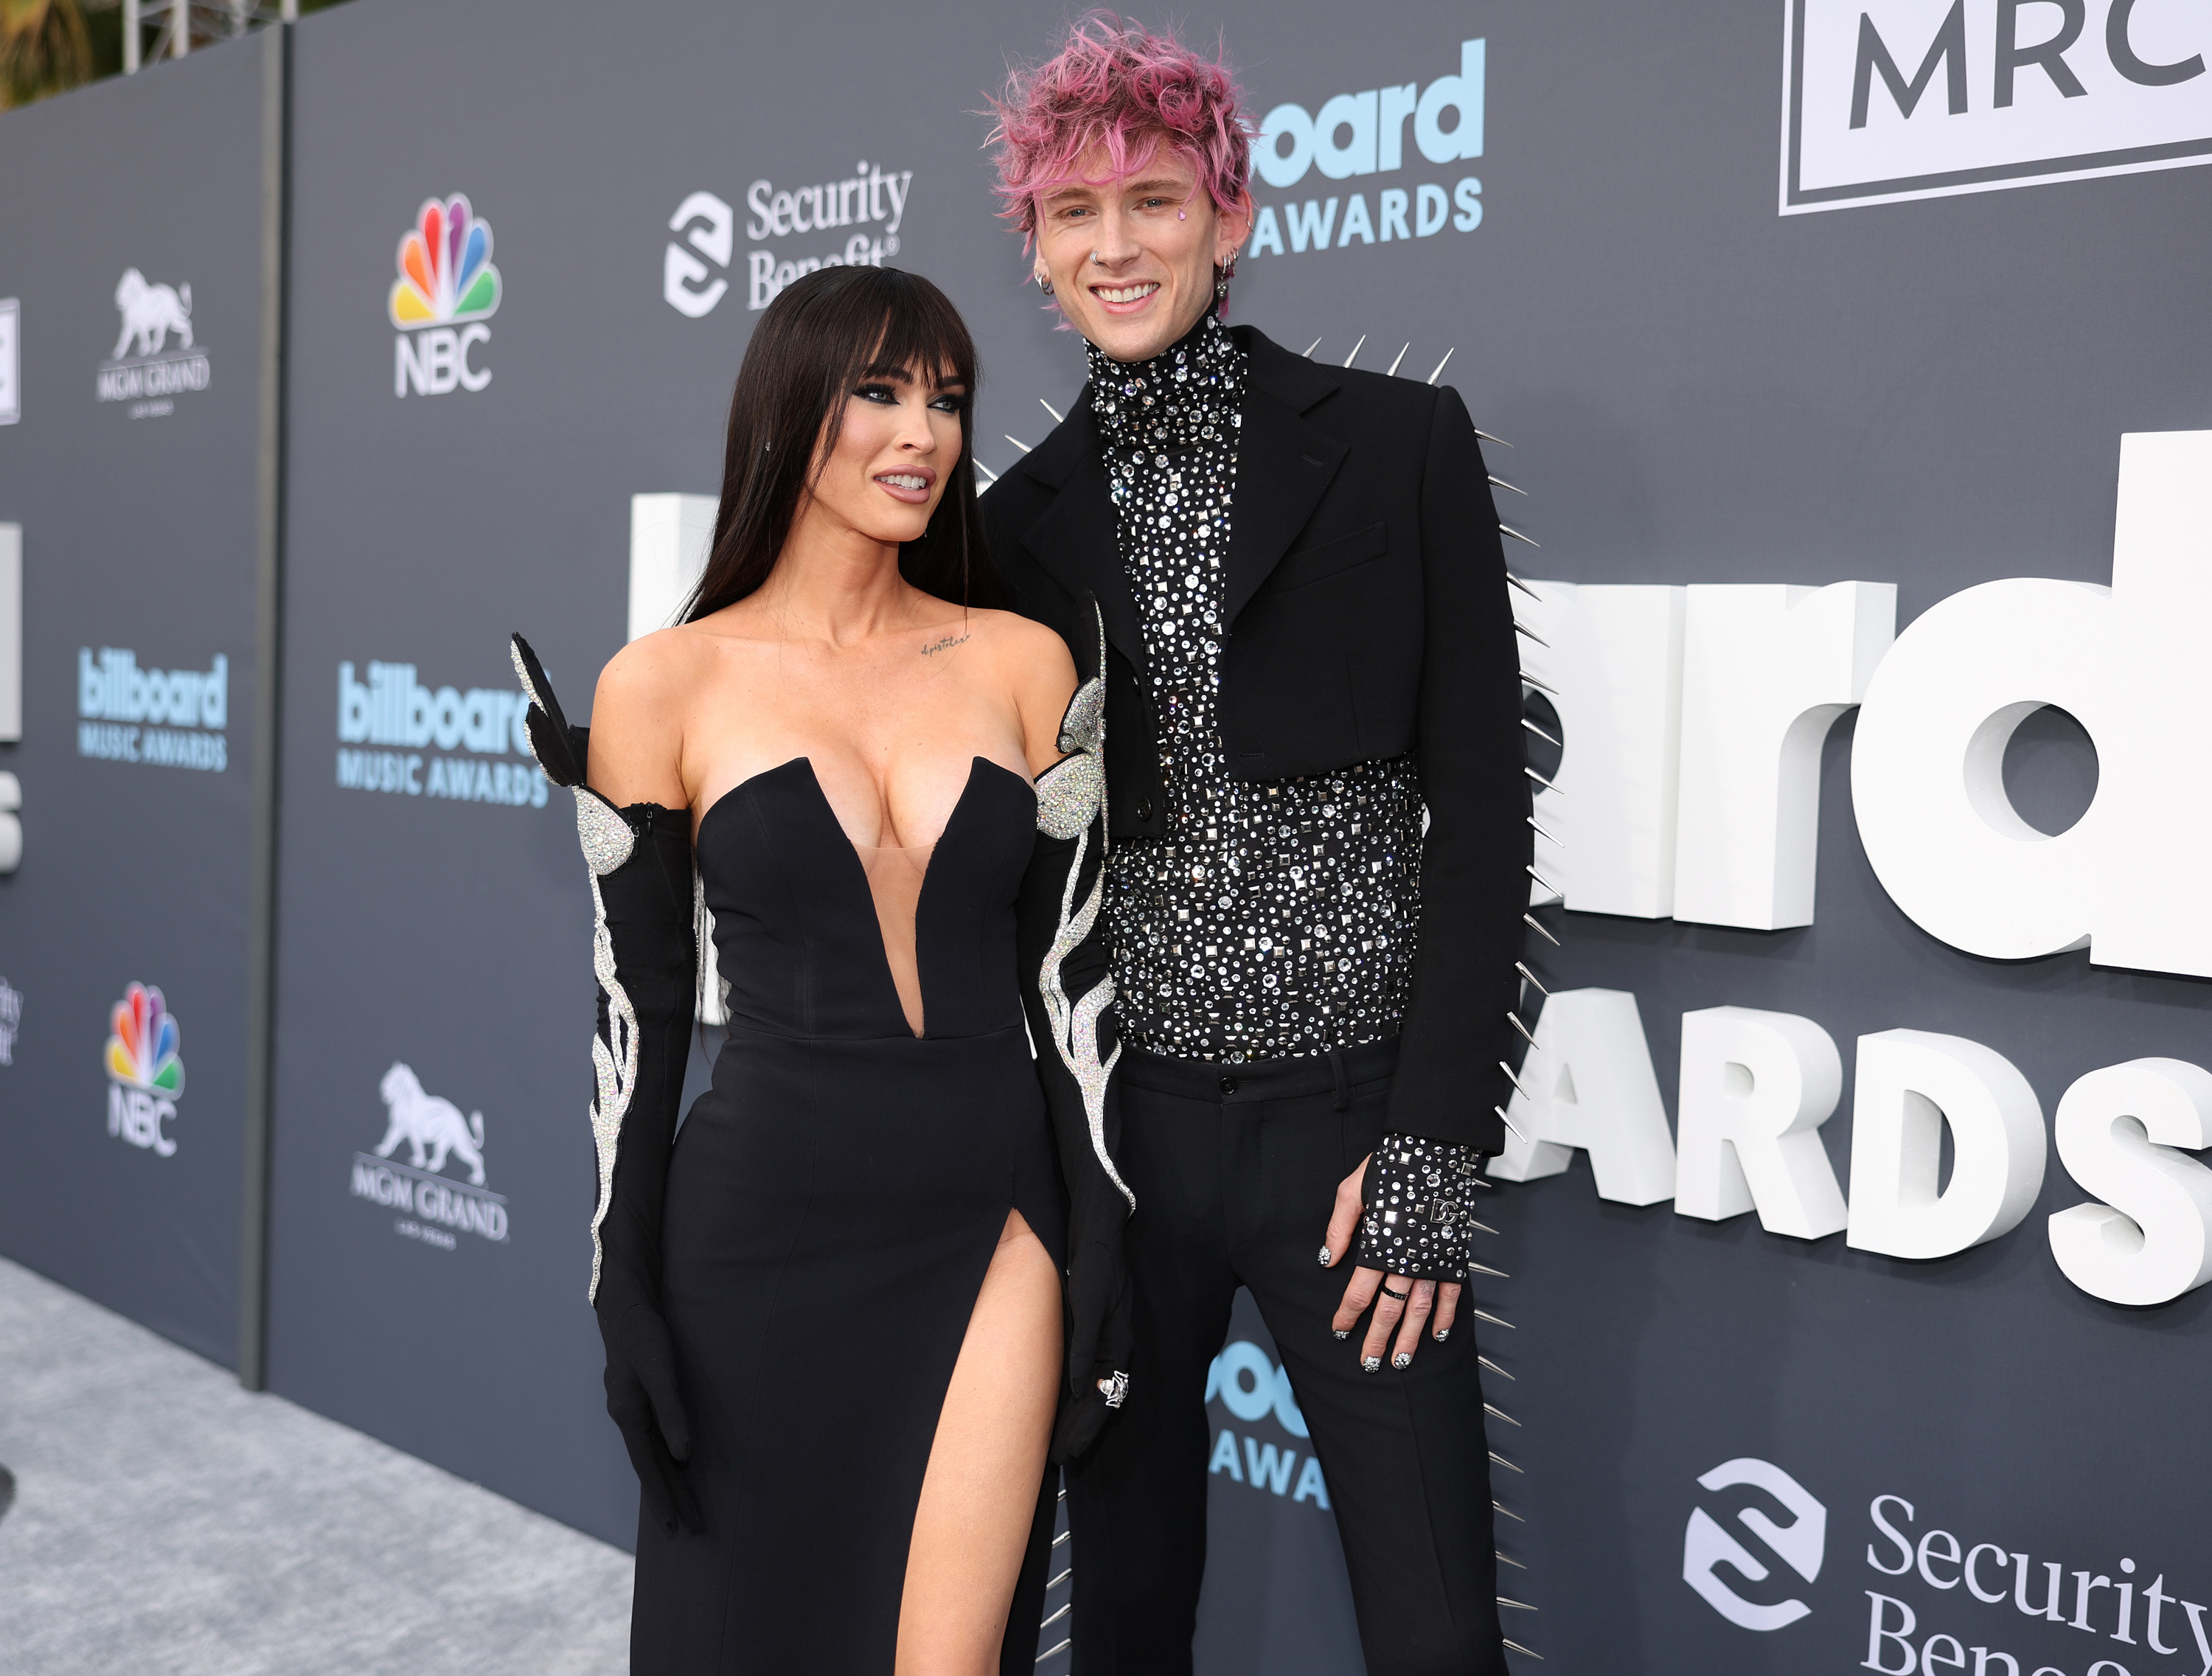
[1034,271,1054,296]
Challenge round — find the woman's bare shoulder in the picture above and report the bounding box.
[594,622,734,717]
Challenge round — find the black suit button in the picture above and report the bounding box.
[1135,798,1155,822]
[1220,1077,1239,1096]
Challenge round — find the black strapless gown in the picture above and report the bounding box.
[631,757,1066,1672]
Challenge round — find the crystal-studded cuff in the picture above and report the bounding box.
[1358,1134,1488,1282]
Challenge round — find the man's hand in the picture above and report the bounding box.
[1321,1154,1461,1370]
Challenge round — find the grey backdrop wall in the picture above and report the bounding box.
[5,1,2210,1671]
[0,38,278,1371]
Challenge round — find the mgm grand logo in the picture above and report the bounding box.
[349,1062,509,1250]
[98,269,210,419]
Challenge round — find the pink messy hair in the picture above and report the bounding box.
[987,12,1254,248]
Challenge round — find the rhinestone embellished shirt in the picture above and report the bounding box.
[1090,314,1424,1063]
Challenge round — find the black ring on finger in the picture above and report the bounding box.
[1380,1284,1411,1301]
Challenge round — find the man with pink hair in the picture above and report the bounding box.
[984,15,1528,1675]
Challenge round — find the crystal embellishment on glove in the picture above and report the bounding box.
[1358,1133,1487,1283]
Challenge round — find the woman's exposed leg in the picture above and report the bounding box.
[896,1209,1062,1676]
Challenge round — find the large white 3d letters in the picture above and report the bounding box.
[1487,988,1677,1204]
[628,493,717,644]
[1674,1006,1848,1239]
[1672,583,1893,928]
[1517,583,1684,917]
[1850,431,2212,978]
[1845,1030,2046,1260]
[2048,1058,2212,1307]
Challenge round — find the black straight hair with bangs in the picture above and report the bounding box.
[684,265,1000,622]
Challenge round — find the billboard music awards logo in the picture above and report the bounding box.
[334,657,548,807]
[78,647,229,771]
[1242,39,1487,262]
[98,269,209,419]
[1206,1339,1333,1510]
[389,195,501,397]
[105,982,183,1158]
[663,161,913,318]
[349,1063,509,1249]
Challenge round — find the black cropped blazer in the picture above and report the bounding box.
[981,323,1531,1153]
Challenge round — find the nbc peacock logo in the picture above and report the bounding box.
[104,981,183,1158]
[389,193,501,399]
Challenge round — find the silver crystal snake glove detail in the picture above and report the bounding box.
[512,633,701,1535]
[1017,599,1135,1463]
[1357,1133,1490,1283]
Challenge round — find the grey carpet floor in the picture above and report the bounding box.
[0,1257,630,1675]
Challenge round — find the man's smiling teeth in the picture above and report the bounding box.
[879,473,928,490]
[1094,282,1160,304]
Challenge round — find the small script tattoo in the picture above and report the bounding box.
[920,633,970,658]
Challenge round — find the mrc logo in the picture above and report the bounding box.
[389,194,502,397]
[1783,0,2212,212]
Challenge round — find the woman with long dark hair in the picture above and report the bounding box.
[509,266,1133,1672]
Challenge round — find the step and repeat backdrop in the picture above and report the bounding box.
[6,1,2212,1671]
[0,39,276,1371]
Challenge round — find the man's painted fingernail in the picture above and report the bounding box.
[1333,1329,1349,1340]
[1433,1327,1450,1341]
[1361,1356,1382,1374]
[1393,1352,1412,1369]
[1318,1245,1332,1266]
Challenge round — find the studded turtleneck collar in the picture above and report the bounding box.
[1086,309,1243,459]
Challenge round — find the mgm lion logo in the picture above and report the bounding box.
[111,269,193,360]
[374,1062,487,1186]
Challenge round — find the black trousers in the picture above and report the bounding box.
[1067,1039,1506,1675]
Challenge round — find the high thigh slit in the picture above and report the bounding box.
[631,757,1066,1674]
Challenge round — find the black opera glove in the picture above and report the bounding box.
[1357,1133,1489,1283]
[1017,601,1135,1464]
[512,634,703,1535]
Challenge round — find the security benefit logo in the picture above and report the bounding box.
[1206,1340,1334,1510]
[1683,1457,1828,1631]
[334,658,548,808]
[1243,39,1487,263]
[1784,0,2212,212]
[663,161,914,318]
[389,194,501,397]
[78,647,229,771]
[98,269,209,420]
[349,1063,509,1251]
[104,982,184,1158]
[1686,1462,2212,1675]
